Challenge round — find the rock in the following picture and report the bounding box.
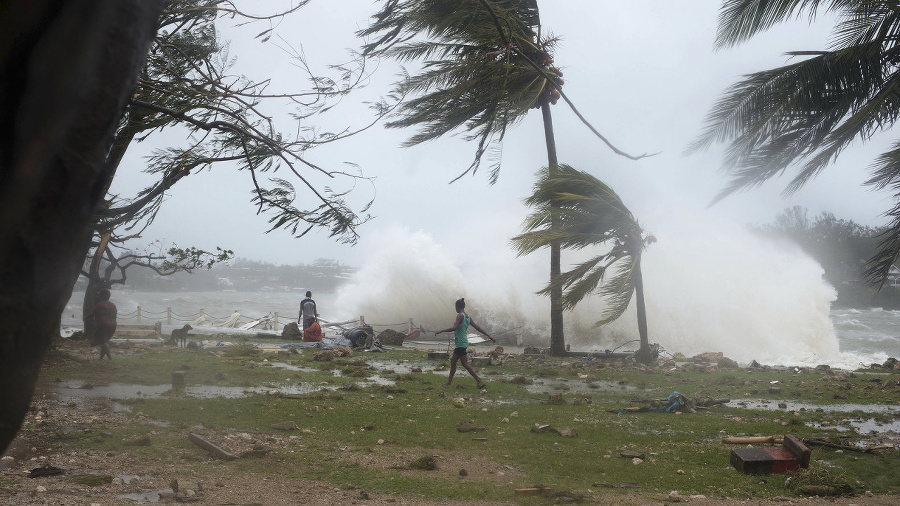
[459,468,468,477]
[377,329,405,346]
[170,478,201,493]
[36,486,47,493]
[555,426,578,437]
[769,387,782,394]
[667,490,683,502]
[718,357,739,369]
[693,352,723,362]
[469,357,490,367]
[619,449,645,459]
[281,322,302,340]
[632,458,643,465]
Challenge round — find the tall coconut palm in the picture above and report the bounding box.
[511,164,656,363]
[359,0,570,354]
[692,0,900,286]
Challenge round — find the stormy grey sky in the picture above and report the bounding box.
[111,0,894,267]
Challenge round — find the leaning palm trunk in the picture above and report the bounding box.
[512,164,655,363]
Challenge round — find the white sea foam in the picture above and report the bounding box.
[335,210,848,366]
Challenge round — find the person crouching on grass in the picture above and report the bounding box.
[435,298,494,389]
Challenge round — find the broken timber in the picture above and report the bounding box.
[188,433,236,460]
[730,434,809,474]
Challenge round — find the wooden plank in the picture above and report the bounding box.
[764,447,801,473]
[188,433,236,460]
[783,434,811,468]
[730,448,774,474]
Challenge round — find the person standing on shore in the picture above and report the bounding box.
[299,291,318,333]
[84,288,117,360]
[435,298,494,389]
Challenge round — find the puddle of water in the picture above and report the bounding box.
[733,399,900,414]
[525,378,639,395]
[733,399,900,436]
[268,362,317,372]
[120,488,173,504]
[116,474,153,485]
[49,380,338,404]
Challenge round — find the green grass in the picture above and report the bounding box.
[35,346,900,502]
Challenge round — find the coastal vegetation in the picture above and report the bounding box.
[761,206,900,310]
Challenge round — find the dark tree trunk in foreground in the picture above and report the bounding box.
[540,100,566,356]
[0,0,165,455]
[632,258,652,365]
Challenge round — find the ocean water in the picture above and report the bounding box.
[62,290,900,368]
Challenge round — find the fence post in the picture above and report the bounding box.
[359,315,365,328]
[137,306,142,324]
[516,327,523,347]
[408,318,414,335]
[274,312,279,332]
[167,307,172,325]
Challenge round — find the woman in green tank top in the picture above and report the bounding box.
[435,298,495,389]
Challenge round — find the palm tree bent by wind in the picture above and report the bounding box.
[511,164,656,363]
[693,0,900,286]
[359,0,647,355]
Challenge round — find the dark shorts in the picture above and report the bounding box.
[452,347,467,356]
[302,316,316,330]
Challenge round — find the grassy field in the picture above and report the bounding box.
[23,341,900,503]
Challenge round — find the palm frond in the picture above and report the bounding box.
[512,163,649,325]
[715,0,846,50]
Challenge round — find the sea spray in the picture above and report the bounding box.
[337,215,843,365]
[586,212,841,364]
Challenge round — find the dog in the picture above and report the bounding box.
[171,324,192,347]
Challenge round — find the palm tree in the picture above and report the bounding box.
[692,0,900,286]
[511,164,656,363]
[359,0,570,354]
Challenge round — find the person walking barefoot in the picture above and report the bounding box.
[435,298,494,389]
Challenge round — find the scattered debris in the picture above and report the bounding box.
[514,486,550,496]
[531,424,578,437]
[333,346,353,357]
[730,434,810,474]
[613,391,729,414]
[27,464,65,478]
[594,482,640,489]
[188,433,237,460]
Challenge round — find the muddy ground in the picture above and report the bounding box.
[1,340,898,505]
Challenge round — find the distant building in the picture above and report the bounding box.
[888,266,900,288]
